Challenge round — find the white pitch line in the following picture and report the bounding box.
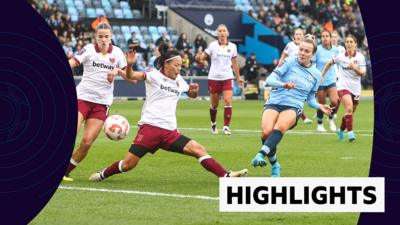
[129,126,373,136]
[58,186,219,201]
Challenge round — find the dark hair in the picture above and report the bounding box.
[154,43,181,69]
[345,34,358,44]
[321,29,331,37]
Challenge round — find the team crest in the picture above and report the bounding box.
[109,57,115,63]
[227,48,231,53]
[77,48,86,55]
[353,60,358,65]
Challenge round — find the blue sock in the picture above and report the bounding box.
[317,109,324,124]
[259,129,283,155]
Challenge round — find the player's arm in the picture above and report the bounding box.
[231,57,243,87]
[115,68,138,84]
[278,52,288,66]
[321,59,334,78]
[187,83,199,98]
[195,50,208,62]
[69,58,79,68]
[349,62,366,77]
[125,50,146,81]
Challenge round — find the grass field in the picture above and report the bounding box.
[31,99,374,225]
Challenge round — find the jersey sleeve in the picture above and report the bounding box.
[177,75,190,92]
[231,43,238,58]
[73,45,90,64]
[116,48,127,69]
[204,42,212,56]
[283,43,290,55]
[358,54,367,73]
[273,57,292,76]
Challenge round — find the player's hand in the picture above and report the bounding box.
[283,82,295,89]
[236,77,244,88]
[320,104,333,115]
[107,68,120,83]
[348,63,357,71]
[126,50,138,66]
[189,83,199,92]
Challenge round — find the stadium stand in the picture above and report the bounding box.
[30,0,371,87]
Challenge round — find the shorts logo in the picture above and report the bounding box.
[109,58,115,63]
[136,134,144,142]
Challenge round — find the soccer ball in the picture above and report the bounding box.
[104,115,130,141]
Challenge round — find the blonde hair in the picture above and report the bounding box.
[302,34,317,54]
[95,22,112,33]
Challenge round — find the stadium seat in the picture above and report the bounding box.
[86,8,96,18]
[110,0,120,8]
[112,25,122,35]
[157,26,167,34]
[148,26,158,35]
[68,7,78,15]
[95,8,106,17]
[121,25,130,34]
[130,25,140,34]
[71,14,79,22]
[140,26,149,33]
[167,26,177,35]
[151,33,160,43]
[132,9,142,19]
[47,0,55,5]
[65,0,74,7]
[105,9,114,18]
[114,9,123,18]
[120,1,130,9]
[75,1,85,11]
[92,0,102,8]
[82,0,92,7]
[123,9,133,19]
[234,4,244,11]
[101,0,112,10]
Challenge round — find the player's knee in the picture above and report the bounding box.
[261,128,272,139]
[122,159,137,171]
[187,141,206,158]
[80,137,94,149]
[345,107,353,114]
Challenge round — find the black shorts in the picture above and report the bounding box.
[264,104,302,130]
[318,82,336,91]
[129,135,192,158]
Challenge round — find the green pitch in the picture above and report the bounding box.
[32,99,373,225]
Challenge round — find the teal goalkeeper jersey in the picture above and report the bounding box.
[315,45,339,86]
[265,57,321,110]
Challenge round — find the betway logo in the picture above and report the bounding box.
[160,84,180,96]
[92,61,115,70]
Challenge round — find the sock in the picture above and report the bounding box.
[329,103,336,120]
[317,109,324,124]
[65,158,79,176]
[259,129,283,159]
[345,114,353,131]
[209,107,217,123]
[198,155,227,177]
[300,112,306,120]
[102,160,124,178]
[340,116,346,131]
[268,153,277,165]
[224,106,232,127]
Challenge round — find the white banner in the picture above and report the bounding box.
[219,177,384,212]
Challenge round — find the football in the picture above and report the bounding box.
[103,115,130,141]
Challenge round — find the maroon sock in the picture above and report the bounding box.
[345,115,353,131]
[300,112,306,120]
[209,107,217,123]
[65,163,76,176]
[340,116,347,131]
[199,156,228,177]
[102,160,123,178]
[224,106,232,126]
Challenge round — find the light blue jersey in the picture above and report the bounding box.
[315,45,339,86]
[265,57,321,110]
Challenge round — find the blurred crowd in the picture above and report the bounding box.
[29,0,371,88]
